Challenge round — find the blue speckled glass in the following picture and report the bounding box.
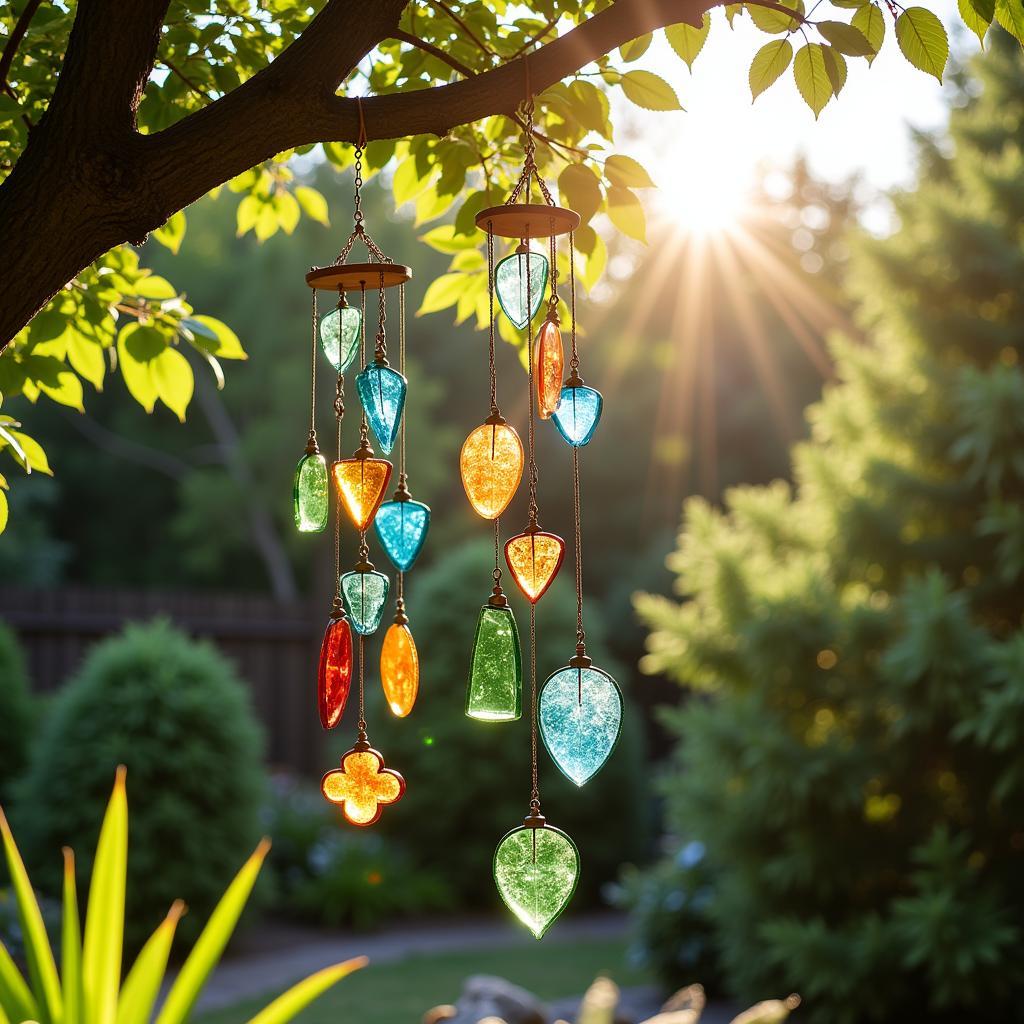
[339,569,390,636]
[495,250,548,330]
[552,385,603,447]
[374,499,430,572]
[539,664,622,786]
[356,363,407,455]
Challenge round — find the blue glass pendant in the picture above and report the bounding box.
[495,249,548,330]
[539,662,622,786]
[374,498,430,572]
[340,569,390,636]
[552,383,603,447]
[356,362,407,455]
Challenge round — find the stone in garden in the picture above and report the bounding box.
[438,974,548,1024]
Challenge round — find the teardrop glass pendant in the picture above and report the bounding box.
[374,499,430,572]
[505,529,565,603]
[317,615,353,729]
[552,384,603,447]
[495,249,548,330]
[332,449,393,531]
[293,451,329,533]
[493,822,580,938]
[356,362,407,455]
[320,304,362,373]
[466,602,522,721]
[460,418,524,520]
[533,319,563,420]
[340,569,390,635]
[380,620,419,717]
[539,663,623,786]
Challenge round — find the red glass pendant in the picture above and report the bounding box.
[505,525,565,603]
[317,614,353,730]
[534,317,564,420]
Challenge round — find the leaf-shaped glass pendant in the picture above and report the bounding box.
[539,663,623,786]
[552,384,603,447]
[466,601,522,721]
[381,620,419,717]
[322,742,405,826]
[534,319,564,420]
[505,529,565,603]
[495,249,548,330]
[493,822,580,938]
[293,451,329,533]
[340,569,390,636]
[374,498,430,571]
[356,362,407,455]
[318,615,353,729]
[332,448,393,531]
[320,304,362,373]
[460,418,524,520]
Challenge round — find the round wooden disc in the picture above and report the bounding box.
[475,204,581,240]
[305,263,413,292]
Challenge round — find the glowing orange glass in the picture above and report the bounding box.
[504,530,565,603]
[321,745,405,826]
[460,420,524,520]
[534,319,564,420]
[380,621,419,718]
[333,456,392,531]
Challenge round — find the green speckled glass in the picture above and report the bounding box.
[493,824,580,938]
[320,305,362,373]
[495,250,548,330]
[466,604,522,721]
[339,569,390,636]
[293,452,329,533]
[539,664,623,786]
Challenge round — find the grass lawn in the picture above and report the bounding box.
[198,937,654,1024]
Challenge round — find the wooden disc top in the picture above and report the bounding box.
[476,203,580,240]
[306,262,413,292]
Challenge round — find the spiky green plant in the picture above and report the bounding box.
[0,767,364,1024]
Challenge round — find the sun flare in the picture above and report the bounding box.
[652,159,753,236]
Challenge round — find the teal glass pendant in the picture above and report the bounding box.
[466,591,522,721]
[552,381,603,448]
[356,361,407,455]
[493,818,580,938]
[539,661,623,786]
[293,448,329,533]
[374,495,430,572]
[340,567,390,636]
[320,302,362,373]
[495,248,548,330]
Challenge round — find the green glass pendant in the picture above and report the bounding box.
[320,303,362,373]
[340,568,390,636]
[495,249,548,330]
[293,450,329,533]
[466,594,522,721]
[493,820,580,938]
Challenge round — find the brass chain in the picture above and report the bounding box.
[309,289,318,438]
[530,602,540,813]
[569,232,579,372]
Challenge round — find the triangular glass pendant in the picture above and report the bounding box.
[374,498,430,572]
[539,663,623,786]
[466,597,522,721]
[319,304,362,373]
[460,418,524,520]
[322,740,405,826]
[381,619,419,718]
[356,362,407,455]
[332,446,393,531]
[534,318,564,420]
[493,821,580,938]
[317,615,353,729]
[495,249,548,330]
[505,529,565,603]
[340,569,390,635]
[293,450,329,533]
[552,383,603,447]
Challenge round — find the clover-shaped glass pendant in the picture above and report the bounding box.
[356,362,407,455]
[495,249,548,330]
[493,822,580,938]
[293,452,329,533]
[539,664,623,786]
[552,384,603,447]
[533,318,564,420]
[460,419,524,520]
[319,304,362,373]
[333,450,392,531]
[317,615,353,729]
[466,602,522,721]
[381,620,419,718]
[505,529,565,603]
[322,742,405,826]
[340,569,390,636]
[374,499,430,572]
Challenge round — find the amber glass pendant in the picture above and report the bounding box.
[322,734,405,826]
[332,436,393,531]
[380,604,419,717]
[505,524,565,603]
[460,415,524,520]
[317,612,353,729]
[466,585,523,721]
[533,317,564,420]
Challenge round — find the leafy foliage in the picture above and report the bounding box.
[0,623,32,804]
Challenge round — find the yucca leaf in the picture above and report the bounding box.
[243,958,366,1024]
[0,940,39,1022]
[82,766,128,1024]
[62,850,83,1024]
[0,996,10,1024]
[0,807,62,1024]
[116,902,185,1024]
[154,839,271,1024]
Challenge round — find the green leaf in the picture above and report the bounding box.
[0,425,28,471]
[152,347,194,422]
[236,195,261,237]
[419,225,480,254]
[558,163,603,224]
[151,211,186,255]
[134,275,177,301]
[393,156,433,207]
[725,3,744,24]
[0,940,37,1022]
[294,186,329,227]
[417,274,465,316]
[116,902,184,1024]
[793,43,833,117]
[0,492,6,534]
[117,325,160,412]
[604,154,656,189]
[155,839,271,1024]
[187,316,247,360]
[243,959,366,1024]
[959,0,992,42]
[606,186,646,243]
[620,70,683,110]
[62,851,82,1024]
[852,4,886,63]
[817,19,876,54]
[749,39,794,99]
[619,33,652,60]
[578,231,608,293]
[272,191,300,235]
[822,45,848,94]
[665,16,712,69]
[9,432,51,475]
[829,0,869,8]
[67,330,106,391]
[748,0,805,34]
[995,0,1024,42]
[39,371,84,412]
[895,7,949,81]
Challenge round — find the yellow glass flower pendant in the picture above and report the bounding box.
[321,735,405,826]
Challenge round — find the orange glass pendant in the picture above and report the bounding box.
[317,613,353,730]
[460,415,524,520]
[380,607,419,718]
[534,317,564,420]
[321,736,405,826]
[505,524,565,603]
[332,436,393,531]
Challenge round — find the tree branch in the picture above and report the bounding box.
[0,0,42,92]
[392,28,474,78]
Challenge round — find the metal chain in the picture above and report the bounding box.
[309,289,318,437]
[569,232,579,373]
[548,229,558,316]
[529,602,540,813]
[526,246,539,522]
[399,282,407,479]
[506,98,555,208]
[487,226,498,416]
[573,448,585,649]
[358,633,366,733]
[335,143,396,267]
[374,269,388,362]
[359,284,369,443]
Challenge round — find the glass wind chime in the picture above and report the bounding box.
[293,140,429,827]
[460,98,623,939]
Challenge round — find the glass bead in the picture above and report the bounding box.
[466,604,522,721]
[332,456,392,531]
[504,531,565,603]
[322,746,405,826]
[374,499,430,572]
[495,250,548,330]
[552,384,603,447]
[460,421,524,520]
[356,363,407,455]
[534,319,564,420]
[493,824,580,938]
[340,569,390,636]
[317,616,353,730]
[381,621,419,718]
[319,305,362,373]
[539,664,623,786]
[292,452,329,533]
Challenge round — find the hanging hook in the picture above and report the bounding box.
[356,94,368,150]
